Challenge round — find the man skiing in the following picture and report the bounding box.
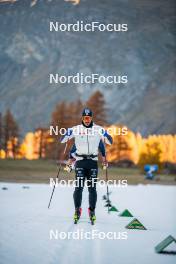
[61,108,113,224]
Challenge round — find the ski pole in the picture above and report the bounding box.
[48,142,68,209]
[103,137,111,213]
[104,155,110,213]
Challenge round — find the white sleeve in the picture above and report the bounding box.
[100,127,113,145]
[60,128,74,143]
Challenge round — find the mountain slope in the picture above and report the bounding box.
[0,0,175,135]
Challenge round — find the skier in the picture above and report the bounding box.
[61,108,113,224]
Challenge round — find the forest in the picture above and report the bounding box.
[0,90,175,174]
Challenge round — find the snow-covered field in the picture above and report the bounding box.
[0,183,176,264]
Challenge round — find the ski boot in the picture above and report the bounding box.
[88,207,96,225]
[74,207,82,224]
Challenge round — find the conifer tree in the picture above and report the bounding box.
[3,109,19,158]
[86,91,108,126]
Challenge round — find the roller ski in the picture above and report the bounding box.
[88,208,96,225]
[74,207,82,224]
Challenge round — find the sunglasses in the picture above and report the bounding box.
[82,116,92,122]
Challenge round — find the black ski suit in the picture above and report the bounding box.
[69,140,106,209]
[74,159,98,210]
